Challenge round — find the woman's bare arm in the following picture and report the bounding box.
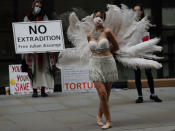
[105,28,120,53]
[87,32,92,42]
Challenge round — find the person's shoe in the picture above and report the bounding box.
[32,89,38,97]
[41,92,48,97]
[96,115,104,126]
[41,87,48,97]
[150,95,162,102]
[32,92,38,97]
[135,97,143,103]
[101,121,112,130]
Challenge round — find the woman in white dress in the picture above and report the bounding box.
[87,10,119,129]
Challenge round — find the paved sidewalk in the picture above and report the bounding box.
[0,87,175,131]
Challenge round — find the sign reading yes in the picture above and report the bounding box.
[12,20,65,54]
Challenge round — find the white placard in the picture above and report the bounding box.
[9,65,33,95]
[61,66,96,92]
[9,64,53,95]
[12,20,65,54]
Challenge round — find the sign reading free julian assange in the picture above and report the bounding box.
[12,20,65,54]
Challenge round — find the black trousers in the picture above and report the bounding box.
[134,68,155,96]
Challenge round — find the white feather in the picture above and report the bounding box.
[120,38,161,56]
[139,54,164,60]
[117,57,162,69]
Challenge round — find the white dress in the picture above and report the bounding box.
[88,38,118,82]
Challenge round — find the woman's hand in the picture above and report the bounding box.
[33,52,37,56]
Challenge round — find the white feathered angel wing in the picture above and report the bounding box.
[105,4,151,47]
[57,4,163,69]
[56,12,93,68]
[104,4,163,69]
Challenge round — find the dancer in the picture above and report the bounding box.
[87,10,119,129]
[23,0,56,97]
[133,4,162,103]
[57,4,163,129]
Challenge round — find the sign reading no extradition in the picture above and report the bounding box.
[12,20,65,54]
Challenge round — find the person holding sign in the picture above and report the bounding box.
[22,0,56,97]
[133,4,162,103]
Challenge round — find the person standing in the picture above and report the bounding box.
[23,0,56,97]
[87,10,119,129]
[133,4,162,103]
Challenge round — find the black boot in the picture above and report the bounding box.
[41,87,48,97]
[135,96,143,103]
[150,95,162,102]
[32,89,38,97]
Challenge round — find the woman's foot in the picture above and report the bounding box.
[101,121,112,130]
[32,89,38,97]
[32,92,38,97]
[41,92,49,97]
[135,96,143,103]
[150,95,162,102]
[97,115,104,126]
[41,87,48,97]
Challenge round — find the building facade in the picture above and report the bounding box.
[0,0,174,89]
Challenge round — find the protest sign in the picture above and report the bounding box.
[12,20,64,54]
[9,64,53,95]
[61,66,96,92]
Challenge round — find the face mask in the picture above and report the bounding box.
[134,10,140,21]
[93,17,104,25]
[34,7,41,14]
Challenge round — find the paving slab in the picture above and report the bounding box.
[0,87,175,131]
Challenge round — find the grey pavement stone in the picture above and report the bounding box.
[0,97,24,106]
[8,106,36,114]
[32,104,67,112]
[123,125,175,131]
[0,87,175,131]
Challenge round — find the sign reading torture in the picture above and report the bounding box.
[12,20,65,54]
[61,66,96,92]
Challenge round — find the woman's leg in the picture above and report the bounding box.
[105,82,112,102]
[94,82,112,128]
[96,82,112,124]
[134,69,143,103]
[134,69,143,96]
[97,82,112,125]
[145,69,162,102]
[96,86,103,122]
[145,69,155,94]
